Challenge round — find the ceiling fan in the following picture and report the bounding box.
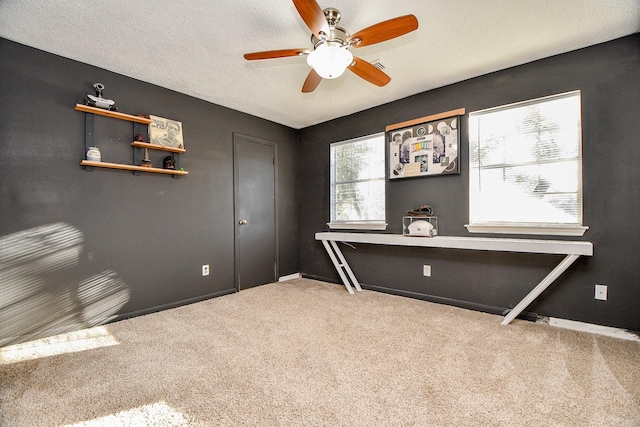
[243,0,419,93]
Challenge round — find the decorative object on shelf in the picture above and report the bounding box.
[407,204,433,216]
[136,132,153,167]
[86,146,101,162]
[141,148,152,167]
[85,83,117,111]
[386,108,464,179]
[403,216,438,237]
[149,115,184,149]
[163,155,176,170]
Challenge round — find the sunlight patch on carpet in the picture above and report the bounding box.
[0,326,119,364]
[63,401,189,427]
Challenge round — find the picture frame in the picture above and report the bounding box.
[386,108,464,179]
[148,115,184,149]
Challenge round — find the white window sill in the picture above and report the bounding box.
[328,222,388,231]
[465,223,589,236]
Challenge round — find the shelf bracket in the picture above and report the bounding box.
[132,122,144,175]
[84,113,95,171]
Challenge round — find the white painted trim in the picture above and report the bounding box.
[545,317,640,342]
[465,223,589,236]
[328,222,388,231]
[315,232,593,256]
[278,273,301,282]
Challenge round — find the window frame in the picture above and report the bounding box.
[328,132,387,231]
[466,91,588,236]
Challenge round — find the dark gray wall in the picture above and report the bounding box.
[0,39,299,343]
[298,34,640,332]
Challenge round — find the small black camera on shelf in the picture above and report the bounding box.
[85,83,117,111]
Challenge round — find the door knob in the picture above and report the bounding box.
[239,219,248,225]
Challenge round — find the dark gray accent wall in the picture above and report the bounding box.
[297,34,640,332]
[0,39,298,343]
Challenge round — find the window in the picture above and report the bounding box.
[329,133,386,230]
[468,91,587,236]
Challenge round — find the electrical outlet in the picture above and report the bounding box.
[423,265,431,277]
[595,284,607,301]
[202,264,210,276]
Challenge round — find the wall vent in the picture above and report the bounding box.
[371,60,386,70]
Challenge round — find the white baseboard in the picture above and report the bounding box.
[544,317,640,342]
[278,273,301,282]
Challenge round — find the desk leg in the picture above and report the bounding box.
[329,241,362,292]
[501,254,580,325]
[321,240,360,294]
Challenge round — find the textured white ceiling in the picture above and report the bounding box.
[1,1,638,129]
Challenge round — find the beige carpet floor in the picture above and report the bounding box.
[1,278,639,426]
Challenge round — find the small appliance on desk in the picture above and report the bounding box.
[403,204,438,237]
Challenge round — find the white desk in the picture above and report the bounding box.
[315,232,593,325]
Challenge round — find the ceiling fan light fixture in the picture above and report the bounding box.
[306,42,353,79]
[244,3,418,92]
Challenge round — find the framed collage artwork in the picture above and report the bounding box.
[386,108,464,179]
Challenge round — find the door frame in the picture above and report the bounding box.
[232,133,279,291]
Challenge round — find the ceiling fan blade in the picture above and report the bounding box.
[244,49,307,60]
[292,0,330,40]
[348,56,391,87]
[347,15,419,48]
[302,69,322,93]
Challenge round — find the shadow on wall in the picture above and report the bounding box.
[0,223,130,347]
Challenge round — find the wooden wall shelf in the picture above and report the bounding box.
[130,141,186,153]
[76,103,187,177]
[75,104,152,124]
[80,160,188,175]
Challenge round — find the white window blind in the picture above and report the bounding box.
[329,133,386,229]
[468,91,587,235]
